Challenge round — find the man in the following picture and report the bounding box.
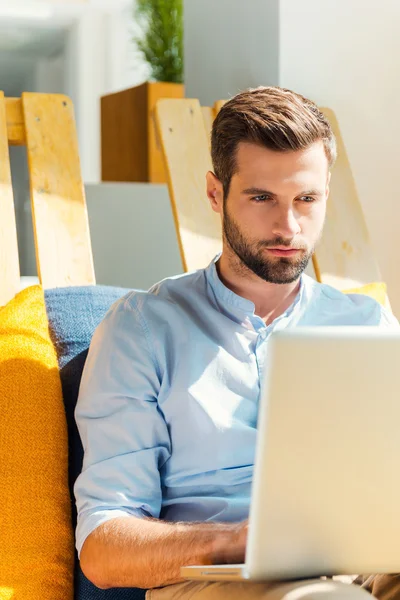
[75,87,398,598]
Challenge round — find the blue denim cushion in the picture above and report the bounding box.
[45,286,146,600]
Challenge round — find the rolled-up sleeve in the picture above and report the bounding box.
[74,293,170,557]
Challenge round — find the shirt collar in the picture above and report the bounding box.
[205,253,305,324]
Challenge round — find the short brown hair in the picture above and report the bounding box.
[211,86,336,197]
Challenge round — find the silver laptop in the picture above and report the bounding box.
[182,327,400,582]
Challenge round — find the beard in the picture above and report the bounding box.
[223,206,315,285]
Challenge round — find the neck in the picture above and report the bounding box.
[216,249,301,325]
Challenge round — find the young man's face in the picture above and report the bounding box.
[207,140,330,284]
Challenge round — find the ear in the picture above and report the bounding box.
[206,171,224,214]
[325,171,331,200]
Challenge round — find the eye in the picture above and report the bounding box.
[299,196,315,203]
[251,194,270,203]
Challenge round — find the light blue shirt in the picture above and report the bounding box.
[74,257,398,556]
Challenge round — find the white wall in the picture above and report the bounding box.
[85,183,183,289]
[64,8,107,184]
[64,1,149,183]
[104,0,150,93]
[184,0,280,106]
[35,53,66,94]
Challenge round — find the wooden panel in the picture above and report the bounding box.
[101,84,148,182]
[155,98,222,272]
[214,99,227,116]
[5,97,26,146]
[313,108,381,289]
[0,92,20,305]
[201,106,214,147]
[22,93,95,288]
[147,82,185,183]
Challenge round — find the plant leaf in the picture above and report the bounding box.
[133,0,183,83]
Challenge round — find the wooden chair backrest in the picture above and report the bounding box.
[155,98,382,290]
[155,99,222,273]
[201,106,214,148]
[313,108,381,289]
[0,92,95,307]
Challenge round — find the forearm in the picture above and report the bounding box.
[80,515,243,590]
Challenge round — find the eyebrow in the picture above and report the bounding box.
[241,187,323,197]
[242,187,277,197]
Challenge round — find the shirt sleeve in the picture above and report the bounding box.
[74,293,170,557]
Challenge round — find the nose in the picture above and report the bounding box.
[271,207,301,239]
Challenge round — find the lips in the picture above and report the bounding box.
[266,248,301,257]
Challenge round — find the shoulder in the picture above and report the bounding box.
[302,276,399,327]
[105,268,207,324]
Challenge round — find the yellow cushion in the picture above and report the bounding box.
[0,286,74,599]
[343,282,387,306]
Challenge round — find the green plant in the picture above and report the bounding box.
[134,0,183,83]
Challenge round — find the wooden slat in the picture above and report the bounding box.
[22,93,95,288]
[313,108,381,289]
[147,82,185,183]
[201,106,214,147]
[0,92,20,305]
[155,98,222,272]
[5,97,26,146]
[213,99,226,116]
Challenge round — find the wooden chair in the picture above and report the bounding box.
[315,108,381,290]
[154,98,221,273]
[1,91,95,308]
[154,98,383,294]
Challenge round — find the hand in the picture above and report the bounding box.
[209,520,248,565]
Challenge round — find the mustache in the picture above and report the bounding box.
[258,237,309,251]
